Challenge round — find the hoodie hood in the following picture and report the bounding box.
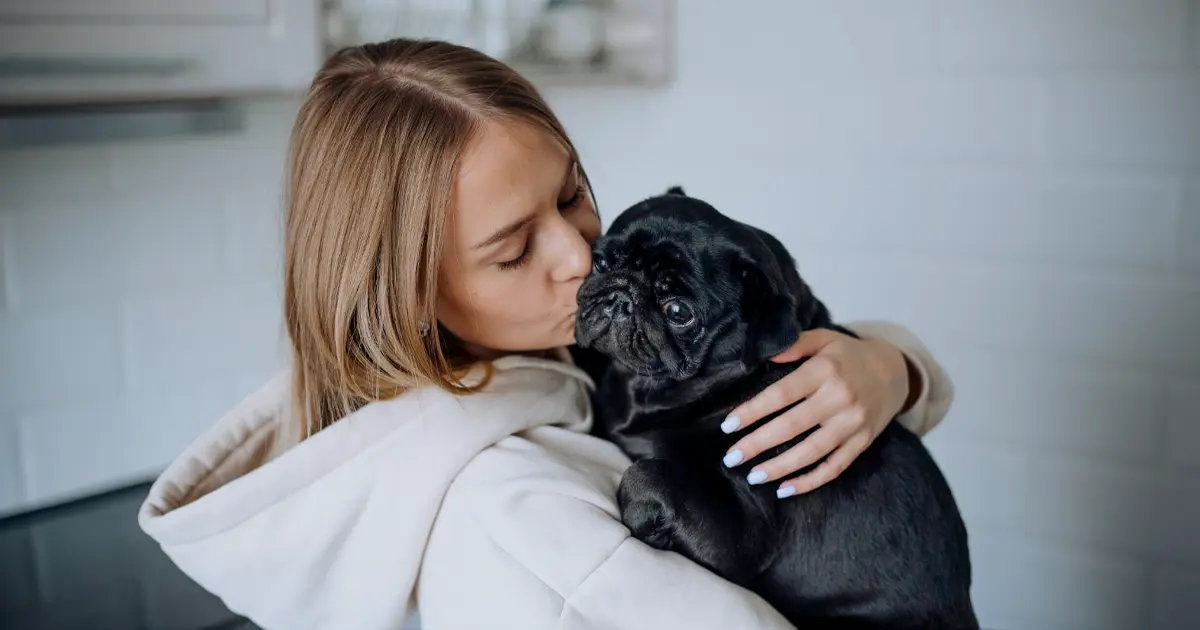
[139,352,593,630]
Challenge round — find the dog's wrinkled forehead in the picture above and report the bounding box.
[605,220,709,270]
[602,196,746,277]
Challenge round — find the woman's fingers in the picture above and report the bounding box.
[742,423,845,485]
[777,432,872,498]
[717,328,902,496]
[722,355,835,435]
[723,385,840,470]
[766,328,839,364]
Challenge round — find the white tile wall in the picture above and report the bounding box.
[1165,381,1200,469]
[0,418,22,510]
[119,379,236,477]
[1183,179,1200,273]
[17,401,132,502]
[0,307,123,411]
[1194,0,1200,66]
[0,145,116,208]
[1049,76,1200,169]
[968,530,1150,630]
[937,0,1190,71]
[938,351,1165,463]
[0,1,1198,628]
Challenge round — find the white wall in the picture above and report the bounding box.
[1,1,1198,628]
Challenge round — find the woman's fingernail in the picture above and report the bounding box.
[776,485,797,499]
[721,416,741,433]
[723,449,745,467]
[747,470,768,485]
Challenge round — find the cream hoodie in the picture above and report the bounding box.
[139,321,952,630]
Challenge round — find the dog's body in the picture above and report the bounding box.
[576,189,977,629]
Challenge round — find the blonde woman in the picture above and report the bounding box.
[140,39,953,630]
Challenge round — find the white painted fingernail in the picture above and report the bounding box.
[776,486,796,499]
[747,470,768,485]
[720,416,741,433]
[723,450,744,467]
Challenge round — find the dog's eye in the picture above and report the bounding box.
[662,300,695,327]
[592,253,608,274]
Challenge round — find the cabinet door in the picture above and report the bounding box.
[0,0,321,106]
[0,0,267,21]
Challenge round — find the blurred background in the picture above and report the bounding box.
[0,1,1198,629]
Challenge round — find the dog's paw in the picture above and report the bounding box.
[621,494,676,550]
[618,459,682,550]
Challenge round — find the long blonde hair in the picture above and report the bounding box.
[283,38,584,437]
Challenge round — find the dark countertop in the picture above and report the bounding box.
[0,481,257,630]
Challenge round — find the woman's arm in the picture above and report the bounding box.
[559,504,795,629]
[419,432,796,629]
[721,320,954,497]
[848,320,954,436]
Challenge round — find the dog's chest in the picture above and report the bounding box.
[594,381,722,459]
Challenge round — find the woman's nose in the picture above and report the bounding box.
[549,217,592,283]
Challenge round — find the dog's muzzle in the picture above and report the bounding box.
[575,275,641,349]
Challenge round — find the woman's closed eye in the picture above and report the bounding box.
[498,183,587,271]
[497,239,533,271]
[558,183,586,210]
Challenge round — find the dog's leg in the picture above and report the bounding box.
[618,458,778,585]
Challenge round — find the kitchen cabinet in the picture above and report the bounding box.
[326,0,675,86]
[0,0,322,106]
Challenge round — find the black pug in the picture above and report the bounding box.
[574,188,977,630]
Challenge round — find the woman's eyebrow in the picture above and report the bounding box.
[472,214,536,251]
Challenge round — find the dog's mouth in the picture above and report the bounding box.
[574,299,610,349]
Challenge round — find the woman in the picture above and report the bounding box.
[140,39,952,630]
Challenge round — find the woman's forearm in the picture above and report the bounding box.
[843,320,955,437]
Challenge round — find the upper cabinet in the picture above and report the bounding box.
[0,0,673,108]
[0,0,322,107]
[313,0,673,86]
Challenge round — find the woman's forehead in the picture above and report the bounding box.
[451,122,570,229]
[457,122,567,198]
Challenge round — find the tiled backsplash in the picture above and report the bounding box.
[1,1,1198,629]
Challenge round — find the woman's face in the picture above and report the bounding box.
[437,121,601,355]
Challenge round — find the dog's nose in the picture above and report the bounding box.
[604,292,634,319]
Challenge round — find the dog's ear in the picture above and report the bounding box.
[737,258,800,365]
[665,185,687,196]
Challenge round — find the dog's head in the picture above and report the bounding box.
[575,187,819,382]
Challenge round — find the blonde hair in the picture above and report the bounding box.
[283,38,585,437]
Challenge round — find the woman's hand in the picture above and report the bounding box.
[721,328,916,498]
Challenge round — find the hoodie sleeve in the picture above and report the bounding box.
[842,320,955,437]
[418,431,795,630]
[545,497,795,630]
[557,539,794,629]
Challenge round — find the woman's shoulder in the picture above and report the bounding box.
[454,425,631,512]
[423,426,632,589]
[426,354,627,590]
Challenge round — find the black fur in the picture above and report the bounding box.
[575,188,978,629]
